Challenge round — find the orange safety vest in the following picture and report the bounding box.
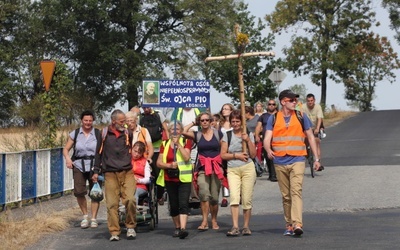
[272,111,306,156]
[132,157,148,191]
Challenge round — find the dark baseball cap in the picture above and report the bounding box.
[278,89,299,100]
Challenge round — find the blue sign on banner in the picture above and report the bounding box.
[141,79,210,108]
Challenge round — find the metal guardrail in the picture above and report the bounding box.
[0,148,73,210]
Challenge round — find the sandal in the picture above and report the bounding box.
[242,228,252,236]
[80,218,89,229]
[197,224,209,231]
[90,219,98,228]
[226,227,240,237]
[212,222,220,230]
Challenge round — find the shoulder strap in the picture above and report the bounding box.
[72,128,80,153]
[212,128,220,142]
[98,127,108,154]
[295,110,305,131]
[94,128,102,154]
[139,127,148,147]
[227,130,232,147]
[195,131,201,143]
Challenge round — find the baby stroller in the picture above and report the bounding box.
[119,177,158,230]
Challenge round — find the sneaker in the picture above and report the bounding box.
[283,225,293,236]
[109,235,120,241]
[80,215,89,229]
[127,228,136,240]
[178,228,189,239]
[293,225,303,236]
[172,228,180,237]
[90,219,98,228]
[221,198,228,207]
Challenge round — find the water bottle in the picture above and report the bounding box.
[319,128,326,139]
[223,187,230,197]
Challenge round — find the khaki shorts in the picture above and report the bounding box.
[197,170,222,205]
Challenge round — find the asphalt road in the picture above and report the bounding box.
[31,110,400,250]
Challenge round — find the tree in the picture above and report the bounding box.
[265,0,376,110]
[336,34,400,111]
[0,1,23,126]
[33,0,249,111]
[382,0,400,44]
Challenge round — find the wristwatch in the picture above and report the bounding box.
[314,159,320,162]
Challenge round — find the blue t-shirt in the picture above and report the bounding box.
[266,112,313,165]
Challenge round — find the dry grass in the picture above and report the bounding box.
[323,110,357,127]
[0,207,80,250]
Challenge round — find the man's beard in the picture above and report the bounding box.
[115,124,125,131]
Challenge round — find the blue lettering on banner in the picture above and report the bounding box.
[141,79,210,108]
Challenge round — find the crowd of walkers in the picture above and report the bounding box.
[63,89,324,241]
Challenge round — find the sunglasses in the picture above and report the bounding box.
[285,98,297,103]
[200,119,210,122]
[268,103,276,106]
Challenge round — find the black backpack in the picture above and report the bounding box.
[139,112,163,142]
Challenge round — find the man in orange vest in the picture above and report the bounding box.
[263,89,321,237]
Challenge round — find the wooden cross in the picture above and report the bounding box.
[205,24,275,151]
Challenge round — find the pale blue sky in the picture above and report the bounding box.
[209,0,400,111]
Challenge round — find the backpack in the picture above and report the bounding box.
[139,112,163,142]
[71,128,102,161]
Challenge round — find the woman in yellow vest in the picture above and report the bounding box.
[156,121,193,239]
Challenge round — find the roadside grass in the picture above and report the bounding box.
[0,110,356,248]
[0,207,80,250]
[323,110,356,127]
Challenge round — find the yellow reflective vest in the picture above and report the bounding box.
[156,137,192,187]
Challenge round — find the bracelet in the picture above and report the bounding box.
[233,153,236,159]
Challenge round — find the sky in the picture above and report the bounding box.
[208,0,400,112]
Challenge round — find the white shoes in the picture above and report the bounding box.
[127,228,136,240]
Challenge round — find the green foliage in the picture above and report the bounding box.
[39,60,72,148]
[266,0,377,109]
[1,0,276,128]
[336,34,400,111]
[382,0,400,43]
[289,84,308,103]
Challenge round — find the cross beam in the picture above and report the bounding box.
[205,25,275,151]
